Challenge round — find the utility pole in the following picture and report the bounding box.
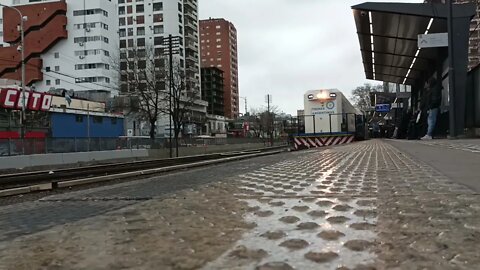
[162,35,180,157]
[266,94,273,146]
[168,35,174,158]
[1,4,27,139]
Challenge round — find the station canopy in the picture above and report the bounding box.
[352,3,449,86]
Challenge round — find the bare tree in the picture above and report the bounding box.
[111,45,167,139]
[249,105,283,146]
[159,62,202,156]
[112,44,202,150]
[351,83,383,113]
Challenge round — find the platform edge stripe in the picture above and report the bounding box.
[307,138,316,147]
[314,138,323,147]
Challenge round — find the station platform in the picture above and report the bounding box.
[0,139,479,269]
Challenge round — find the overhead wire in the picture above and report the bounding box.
[0,56,119,91]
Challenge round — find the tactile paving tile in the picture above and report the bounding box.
[204,141,480,270]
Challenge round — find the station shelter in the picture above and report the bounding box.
[352,2,480,138]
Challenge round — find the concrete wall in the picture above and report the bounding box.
[0,149,149,170]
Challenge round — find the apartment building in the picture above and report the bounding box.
[199,18,239,119]
[0,0,119,98]
[117,0,207,136]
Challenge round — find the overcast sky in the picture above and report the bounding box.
[199,0,422,115]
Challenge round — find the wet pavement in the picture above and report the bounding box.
[0,140,479,269]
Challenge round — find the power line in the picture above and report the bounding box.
[0,56,119,91]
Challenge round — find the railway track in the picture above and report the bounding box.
[0,146,286,197]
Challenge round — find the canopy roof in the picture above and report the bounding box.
[352,2,475,85]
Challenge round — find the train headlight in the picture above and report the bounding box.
[316,92,328,100]
[307,94,314,100]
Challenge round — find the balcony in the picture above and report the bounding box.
[184,19,197,31]
[183,0,197,12]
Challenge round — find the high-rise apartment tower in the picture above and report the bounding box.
[200,18,239,119]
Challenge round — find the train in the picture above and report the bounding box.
[303,89,362,134]
[292,89,365,149]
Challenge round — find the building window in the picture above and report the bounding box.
[153,14,163,23]
[136,4,144,13]
[93,116,103,124]
[54,52,59,58]
[46,80,51,86]
[55,66,60,72]
[216,25,221,29]
[153,3,163,11]
[154,36,163,45]
[153,25,164,34]
[55,79,60,85]
[137,27,145,36]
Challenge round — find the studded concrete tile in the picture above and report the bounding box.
[204,141,480,270]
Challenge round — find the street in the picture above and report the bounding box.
[0,140,479,270]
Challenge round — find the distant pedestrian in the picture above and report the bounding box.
[421,78,442,140]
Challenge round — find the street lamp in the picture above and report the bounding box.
[0,4,27,136]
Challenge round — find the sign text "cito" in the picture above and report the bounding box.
[0,88,53,111]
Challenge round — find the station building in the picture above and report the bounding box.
[352,1,480,137]
[0,87,124,139]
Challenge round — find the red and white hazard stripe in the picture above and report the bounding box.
[293,135,355,150]
[345,136,354,143]
[300,138,309,148]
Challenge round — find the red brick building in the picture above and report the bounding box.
[199,18,239,119]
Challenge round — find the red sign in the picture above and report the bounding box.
[0,88,52,111]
